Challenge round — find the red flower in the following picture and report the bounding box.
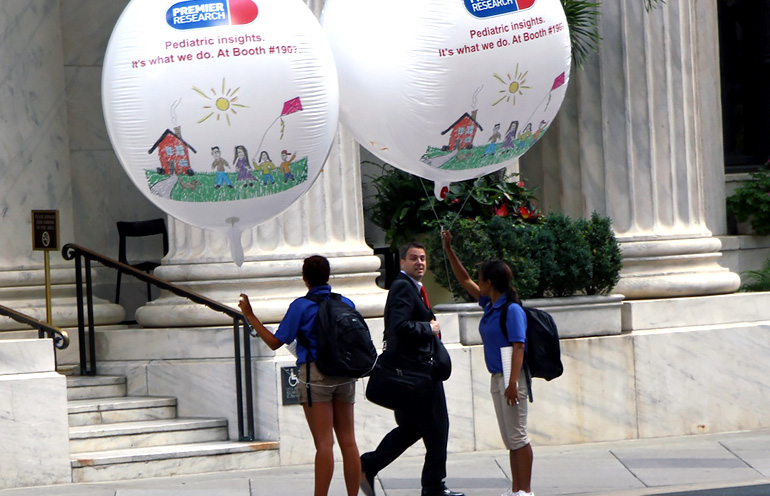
[519,205,531,219]
[517,181,525,188]
[495,204,509,216]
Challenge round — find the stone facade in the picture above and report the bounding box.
[4,0,770,484]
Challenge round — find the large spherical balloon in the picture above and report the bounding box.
[321,0,571,198]
[103,0,338,262]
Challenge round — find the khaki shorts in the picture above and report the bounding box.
[490,373,530,450]
[297,361,356,404]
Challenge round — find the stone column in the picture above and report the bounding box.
[0,2,124,330]
[520,0,739,298]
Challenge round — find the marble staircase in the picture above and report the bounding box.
[66,375,279,483]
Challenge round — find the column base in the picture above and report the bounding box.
[136,254,387,327]
[0,268,126,331]
[613,236,741,299]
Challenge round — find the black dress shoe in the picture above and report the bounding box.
[420,487,465,496]
[360,467,375,496]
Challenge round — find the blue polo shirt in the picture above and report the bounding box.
[274,285,355,366]
[478,295,527,374]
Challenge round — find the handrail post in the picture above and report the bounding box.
[74,254,88,375]
[85,258,97,376]
[233,318,245,440]
[242,317,255,441]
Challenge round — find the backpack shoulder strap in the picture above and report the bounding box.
[304,293,324,304]
[498,294,512,342]
[498,294,533,403]
[297,294,325,362]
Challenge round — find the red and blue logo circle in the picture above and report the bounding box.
[167,0,258,30]
[464,0,536,18]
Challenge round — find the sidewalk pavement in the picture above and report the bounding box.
[4,430,770,496]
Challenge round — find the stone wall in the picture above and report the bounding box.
[80,294,770,465]
[0,339,71,488]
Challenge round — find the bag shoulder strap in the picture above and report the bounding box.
[299,293,328,408]
[304,293,323,304]
[497,294,533,403]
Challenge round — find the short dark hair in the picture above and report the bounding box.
[211,146,220,152]
[399,242,426,260]
[303,255,330,287]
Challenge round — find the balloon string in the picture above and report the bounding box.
[418,178,454,294]
[419,178,441,226]
[418,178,472,297]
[446,190,473,232]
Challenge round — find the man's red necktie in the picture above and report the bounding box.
[420,285,430,309]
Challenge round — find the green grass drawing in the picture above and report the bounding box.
[423,133,544,171]
[145,157,309,203]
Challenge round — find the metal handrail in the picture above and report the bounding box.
[61,243,256,441]
[0,304,70,350]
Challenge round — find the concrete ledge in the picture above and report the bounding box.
[621,292,770,331]
[437,295,625,345]
[0,338,56,375]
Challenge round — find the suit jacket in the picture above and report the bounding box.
[383,272,436,363]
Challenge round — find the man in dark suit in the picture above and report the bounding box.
[360,242,464,496]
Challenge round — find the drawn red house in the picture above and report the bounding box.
[440,110,483,151]
[147,126,197,175]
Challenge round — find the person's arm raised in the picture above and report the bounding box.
[441,230,480,301]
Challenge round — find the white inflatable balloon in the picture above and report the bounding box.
[321,0,571,199]
[103,0,338,264]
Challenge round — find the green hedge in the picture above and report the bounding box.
[424,212,622,301]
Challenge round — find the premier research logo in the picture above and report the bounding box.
[167,0,259,30]
[464,0,536,18]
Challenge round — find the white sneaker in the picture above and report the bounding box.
[516,492,534,496]
[500,490,516,496]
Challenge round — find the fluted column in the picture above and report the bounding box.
[137,124,386,326]
[0,2,124,330]
[520,0,739,298]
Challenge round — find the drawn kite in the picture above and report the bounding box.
[257,96,304,153]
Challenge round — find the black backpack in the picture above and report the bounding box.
[500,296,563,402]
[302,293,378,378]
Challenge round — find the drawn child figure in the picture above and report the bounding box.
[502,121,519,152]
[234,145,256,188]
[280,149,296,183]
[533,120,548,141]
[484,123,501,156]
[211,146,234,189]
[519,123,533,141]
[257,151,277,186]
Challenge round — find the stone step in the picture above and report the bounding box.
[69,418,228,453]
[68,396,177,426]
[66,375,126,400]
[70,440,280,483]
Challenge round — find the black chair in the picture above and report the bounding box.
[115,218,169,304]
[373,246,400,289]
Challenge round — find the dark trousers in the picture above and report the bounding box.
[361,381,449,491]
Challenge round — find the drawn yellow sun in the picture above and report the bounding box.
[493,65,530,106]
[193,78,248,126]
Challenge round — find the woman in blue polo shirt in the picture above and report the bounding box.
[441,231,534,496]
[239,255,361,496]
